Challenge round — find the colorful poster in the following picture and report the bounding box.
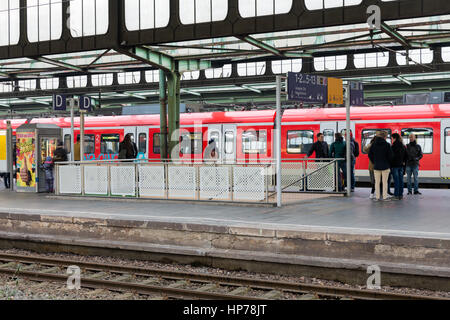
[16,132,36,188]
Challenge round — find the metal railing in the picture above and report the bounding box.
[55,159,273,204]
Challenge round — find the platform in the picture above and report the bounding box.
[0,186,449,291]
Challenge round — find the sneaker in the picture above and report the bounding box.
[381,198,391,202]
[369,193,375,199]
[392,196,401,201]
[414,191,422,195]
[407,191,412,195]
[388,192,394,196]
[372,198,379,202]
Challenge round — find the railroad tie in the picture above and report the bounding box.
[85,272,108,279]
[197,283,220,292]
[298,293,320,300]
[0,262,17,269]
[113,274,133,282]
[168,280,190,289]
[141,277,160,285]
[261,290,283,300]
[229,287,250,296]
[41,267,60,274]
[20,264,36,271]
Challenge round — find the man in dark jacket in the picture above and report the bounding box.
[306,133,329,160]
[330,133,346,191]
[368,131,393,201]
[53,142,68,163]
[405,134,423,195]
[390,133,407,200]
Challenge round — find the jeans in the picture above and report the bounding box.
[46,179,54,193]
[406,165,419,193]
[3,174,10,189]
[351,159,356,190]
[391,167,404,197]
[338,161,347,191]
[369,170,375,194]
[374,169,390,200]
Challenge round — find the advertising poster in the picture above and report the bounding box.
[16,131,36,188]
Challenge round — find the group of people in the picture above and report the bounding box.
[307,131,359,192]
[306,130,423,201]
[365,131,423,201]
[40,133,138,193]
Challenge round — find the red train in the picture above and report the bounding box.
[1,104,450,185]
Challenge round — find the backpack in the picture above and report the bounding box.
[353,140,360,158]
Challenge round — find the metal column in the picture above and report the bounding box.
[345,84,352,197]
[159,70,168,160]
[276,76,282,207]
[6,121,13,191]
[80,110,86,162]
[70,104,75,162]
[167,72,181,160]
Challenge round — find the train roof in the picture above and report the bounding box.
[1,104,450,130]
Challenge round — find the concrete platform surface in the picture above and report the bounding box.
[0,187,448,239]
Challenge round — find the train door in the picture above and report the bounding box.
[136,127,149,159]
[441,120,450,178]
[320,122,337,147]
[223,124,237,163]
[207,124,222,160]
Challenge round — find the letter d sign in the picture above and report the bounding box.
[53,94,67,111]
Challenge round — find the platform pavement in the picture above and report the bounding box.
[0,186,448,239]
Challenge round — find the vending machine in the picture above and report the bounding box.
[16,124,62,193]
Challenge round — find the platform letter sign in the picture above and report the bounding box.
[53,94,67,111]
[80,96,92,111]
[328,78,344,105]
[287,72,328,104]
[350,82,364,106]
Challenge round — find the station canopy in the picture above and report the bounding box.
[0,0,450,116]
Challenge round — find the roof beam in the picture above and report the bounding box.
[380,22,412,49]
[236,35,311,58]
[240,84,262,94]
[181,89,201,97]
[120,46,211,73]
[35,57,86,73]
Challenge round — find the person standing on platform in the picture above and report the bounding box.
[119,134,138,160]
[53,142,68,163]
[306,133,329,161]
[363,136,377,199]
[74,136,81,161]
[390,133,407,201]
[330,133,346,192]
[406,133,423,195]
[348,131,359,192]
[42,156,54,193]
[368,131,393,202]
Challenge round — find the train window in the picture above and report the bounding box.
[323,129,334,145]
[153,133,161,154]
[101,134,120,154]
[446,129,450,154]
[180,132,203,155]
[361,129,392,153]
[242,130,267,154]
[76,134,96,154]
[401,128,433,154]
[64,134,71,153]
[138,133,147,154]
[287,130,313,154]
[210,131,220,143]
[225,131,235,154]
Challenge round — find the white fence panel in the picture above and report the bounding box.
[84,165,108,195]
[58,165,81,194]
[111,165,136,197]
[233,166,266,201]
[200,166,230,200]
[139,165,165,198]
[168,166,197,199]
[307,162,336,191]
[281,162,304,191]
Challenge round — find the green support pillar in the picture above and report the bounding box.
[167,72,181,159]
[159,69,168,160]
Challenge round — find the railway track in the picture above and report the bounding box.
[0,253,446,300]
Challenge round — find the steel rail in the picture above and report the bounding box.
[0,253,446,301]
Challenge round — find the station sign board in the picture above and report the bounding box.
[53,94,67,111]
[327,77,344,105]
[350,81,364,106]
[287,72,328,104]
[79,96,92,111]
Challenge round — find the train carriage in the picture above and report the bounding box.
[1,104,450,185]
